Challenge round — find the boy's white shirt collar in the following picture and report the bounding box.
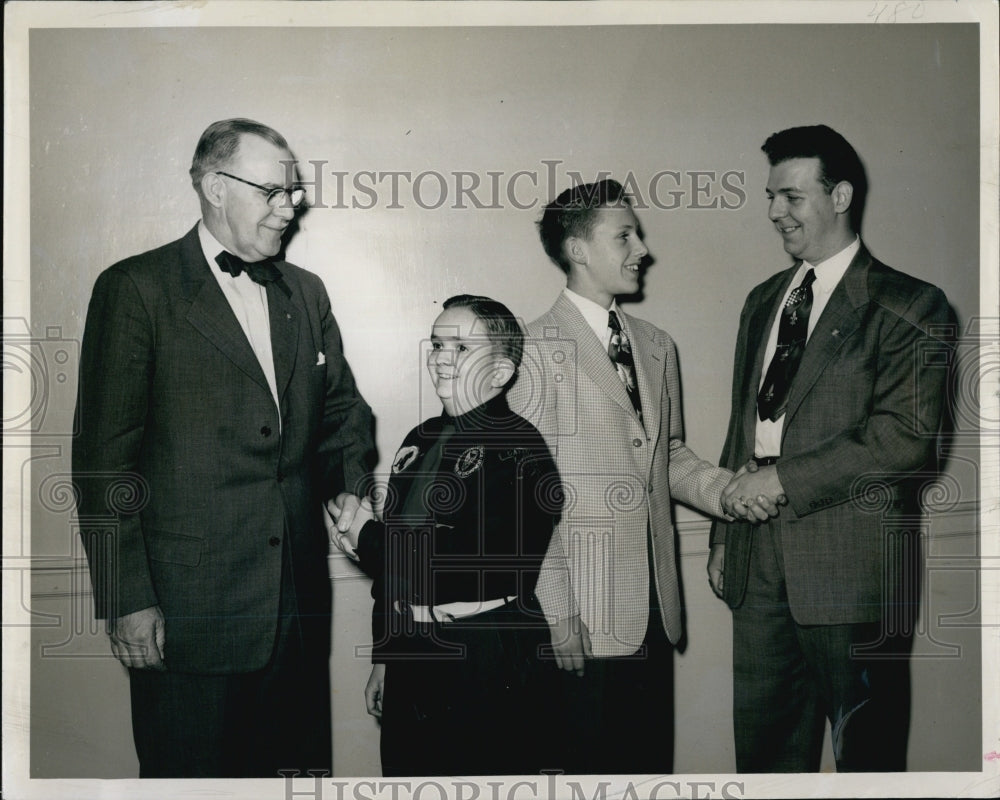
[563,287,622,346]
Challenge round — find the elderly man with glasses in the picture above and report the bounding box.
[73,118,376,777]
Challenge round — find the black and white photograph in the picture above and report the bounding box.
[3,1,997,799]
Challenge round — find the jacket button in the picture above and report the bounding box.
[260,425,272,437]
[632,438,642,447]
[268,536,281,547]
[648,482,654,493]
[276,472,284,483]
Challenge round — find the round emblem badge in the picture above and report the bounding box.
[453,446,485,478]
[392,445,420,474]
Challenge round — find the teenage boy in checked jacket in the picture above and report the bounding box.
[329,294,562,776]
[507,180,772,774]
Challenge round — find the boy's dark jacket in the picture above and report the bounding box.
[354,394,562,660]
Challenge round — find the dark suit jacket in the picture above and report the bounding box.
[72,224,375,673]
[710,244,954,625]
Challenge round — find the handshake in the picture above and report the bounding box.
[322,492,375,560]
[720,459,788,522]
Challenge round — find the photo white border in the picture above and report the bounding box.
[4,2,997,799]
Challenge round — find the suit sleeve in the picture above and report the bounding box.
[710,299,755,547]
[72,267,158,620]
[509,342,579,625]
[778,285,955,517]
[355,516,391,662]
[314,282,377,499]
[355,429,419,663]
[513,442,563,601]
[661,337,733,518]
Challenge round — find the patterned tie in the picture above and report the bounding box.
[757,268,817,422]
[608,310,643,420]
[216,251,291,297]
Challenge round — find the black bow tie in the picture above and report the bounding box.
[215,251,290,297]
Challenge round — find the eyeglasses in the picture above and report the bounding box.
[216,171,306,209]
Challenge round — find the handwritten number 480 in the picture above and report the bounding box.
[868,1,926,23]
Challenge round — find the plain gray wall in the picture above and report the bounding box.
[25,24,981,778]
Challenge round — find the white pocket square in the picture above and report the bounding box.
[316,352,326,365]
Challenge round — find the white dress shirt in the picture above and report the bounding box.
[563,287,625,349]
[755,237,860,457]
[198,222,281,423]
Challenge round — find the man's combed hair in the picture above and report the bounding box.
[537,179,629,272]
[761,124,868,232]
[442,294,524,372]
[189,118,291,190]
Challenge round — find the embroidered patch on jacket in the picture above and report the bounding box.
[499,447,528,462]
[392,445,420,474]
[453,446,485,477]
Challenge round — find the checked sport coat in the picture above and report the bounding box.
[509,292,731,656]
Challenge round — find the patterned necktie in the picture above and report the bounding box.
[216,251,291,297]
[757,268,817,422]
[608,310,643,420]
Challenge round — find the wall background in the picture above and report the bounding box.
[20,20,983,781]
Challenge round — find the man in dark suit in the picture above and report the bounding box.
[72,118,376,777]
[708,124,954,772]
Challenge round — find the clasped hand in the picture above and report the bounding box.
[323,492,375,560]
[721,460,788,522]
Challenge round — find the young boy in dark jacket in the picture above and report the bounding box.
[329,294,562,776]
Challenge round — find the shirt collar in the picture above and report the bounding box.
[563,287,622,340]
[198,220,230,274]
[800,236,860,295]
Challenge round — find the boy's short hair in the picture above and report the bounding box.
[442,294,524,373]
[537,179,629,272]
[761,124,867,232]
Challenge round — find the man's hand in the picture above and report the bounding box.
[324,493,373,559]
[109,605,166,670]
[328,492,363,534]
[548,614,593,677]
[722,461,787,521]
[707,543,725,599]
[364,663,386,718]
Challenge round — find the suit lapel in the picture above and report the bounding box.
[621,310,664,436]
[552,293,637,420]
[266,273,300,407]
[180,228,271,392]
